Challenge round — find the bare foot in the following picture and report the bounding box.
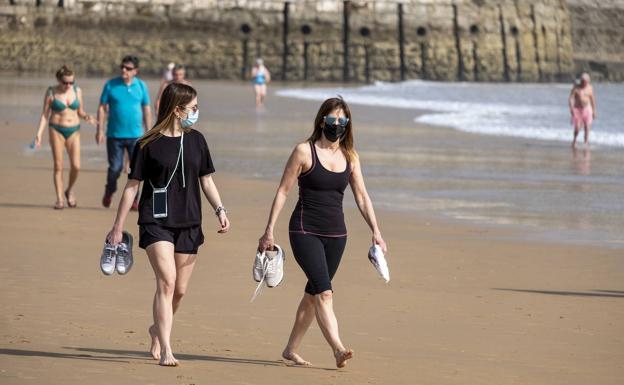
[148,325,160,360]
[64,190,77,208]
[159,349,179,367]
[335,348,354,368]
[282,349,311,366]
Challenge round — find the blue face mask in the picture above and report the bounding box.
[180,109,199,128]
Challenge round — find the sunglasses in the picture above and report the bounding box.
[120,65,137,71]
[181,105,199,113]
[61,80,74,85]
[324,115,349,127]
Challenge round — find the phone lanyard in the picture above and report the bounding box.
[149,132,185,190]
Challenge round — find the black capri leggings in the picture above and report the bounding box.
[289,232,347,295]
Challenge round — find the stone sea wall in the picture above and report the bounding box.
[567,0,624,81]
[0,0,618,82]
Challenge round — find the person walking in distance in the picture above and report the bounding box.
[251,58,271,109]
[97,55,152,210]
[155,64,191,115]
[33,65,96,209]
[569,72,597,148]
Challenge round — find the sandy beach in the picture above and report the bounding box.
[1,79,623,385]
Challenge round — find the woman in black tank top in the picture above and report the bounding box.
[258,97,387,368]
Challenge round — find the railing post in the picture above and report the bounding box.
[343,0,351,82]
[498,5,511,82]
[282,1,290,81]
[398,3,406,81]
[453,4,466,81]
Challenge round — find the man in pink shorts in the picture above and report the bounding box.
[568,73,597,148]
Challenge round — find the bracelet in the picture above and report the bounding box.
[215,205,227,216]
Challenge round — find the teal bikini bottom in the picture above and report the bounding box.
[50,123,80,139]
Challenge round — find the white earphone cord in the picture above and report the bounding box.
[149,131,185,190]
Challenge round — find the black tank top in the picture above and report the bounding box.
[289,141,351,237]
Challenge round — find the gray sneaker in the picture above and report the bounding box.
[115,231,134,275]
[100,242,117,276]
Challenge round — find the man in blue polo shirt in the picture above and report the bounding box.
[96,55,152,209]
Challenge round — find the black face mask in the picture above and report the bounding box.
[323,124,346,142]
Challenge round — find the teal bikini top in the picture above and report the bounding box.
[48,85,80,112]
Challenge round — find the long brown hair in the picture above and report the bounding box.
[139,83,197,148]
[307,96,356,162]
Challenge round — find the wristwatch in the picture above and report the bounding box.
[215,205,227,216]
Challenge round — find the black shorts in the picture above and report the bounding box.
[289,232,347,295]
[139,224,204,254]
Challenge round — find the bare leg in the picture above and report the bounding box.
[584,123,591,146]
[259,85,267,107]
[146,241,179,366]
[65,132,80,206]
[282,293,315,365]
[148,302,160,360]
[313,290,353,368]
[572,126,579,148]
[148,252,197,361]
[49,129,65,208]
[254,85,262,108]
[172,252,197,313]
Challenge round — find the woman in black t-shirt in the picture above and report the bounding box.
[106,83,230,367]
[257,97,387,368]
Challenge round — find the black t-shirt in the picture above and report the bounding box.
[129,129,215,228]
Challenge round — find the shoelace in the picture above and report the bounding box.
[254,257,264,270]
[103,245,116,265]
[265,257,276,275]
[117,242,132,269]
[250,258,270,303]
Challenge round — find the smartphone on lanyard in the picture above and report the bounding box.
[151,132,184,219]
[152,187,168,218]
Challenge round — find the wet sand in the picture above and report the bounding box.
[0,79,623,385]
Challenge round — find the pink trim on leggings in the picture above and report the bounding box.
[289,230,348,238]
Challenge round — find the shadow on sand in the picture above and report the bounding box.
[0,202,103,211]
[492,288,624,298]
[0,346,337,370]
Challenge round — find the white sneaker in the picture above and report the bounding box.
[100,242,117,276]
[250,244,285,302]
[368,244,390,283]
[115,231,134,275]
[253,250,266,282]
[265,244,285,288]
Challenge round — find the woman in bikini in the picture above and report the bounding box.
[34,65,96,209]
